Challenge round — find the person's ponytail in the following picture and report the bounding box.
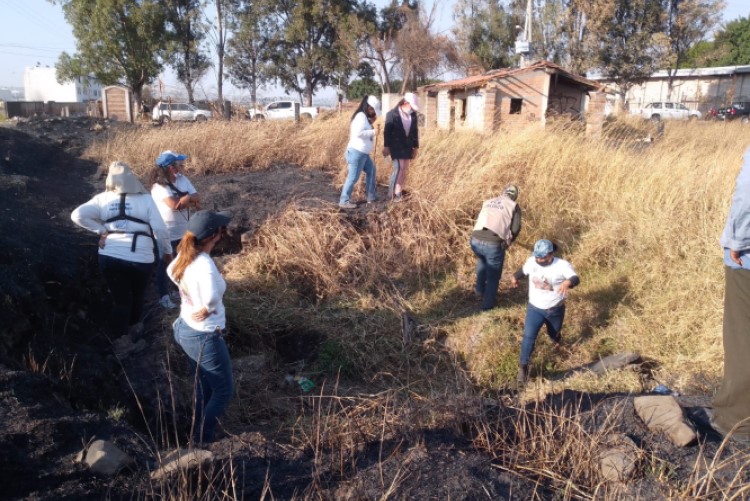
[171,231,201,283]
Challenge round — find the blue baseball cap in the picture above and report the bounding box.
[533,239,555,258]
[156,150,188,168]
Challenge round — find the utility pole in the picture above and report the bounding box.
[514,0,534,68]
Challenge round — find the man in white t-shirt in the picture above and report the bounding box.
[510,239,580,385]
[150,150,201,309]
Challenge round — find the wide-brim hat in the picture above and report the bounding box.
[187,210,232,241]
[105,161,148,194]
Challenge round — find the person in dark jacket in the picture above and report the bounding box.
[382,92,420,202]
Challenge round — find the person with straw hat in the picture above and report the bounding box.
[383,92,420,202]
[510,239,580,385]
[339,95,381,209]
[470,184,522,311]
[71,161,172,356]
[149,150,201,309]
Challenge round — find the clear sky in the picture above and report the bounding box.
[0,0,748,98]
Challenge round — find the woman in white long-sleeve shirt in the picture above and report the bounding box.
[338,95,381,209]
[167,210,232,444]
[71,161,172,341]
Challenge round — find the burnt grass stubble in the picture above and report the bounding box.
[0,116,745,500]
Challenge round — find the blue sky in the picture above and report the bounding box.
[0,0,748,100]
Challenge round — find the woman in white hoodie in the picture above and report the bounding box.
[338,95,381,209]
[71,161,172,342]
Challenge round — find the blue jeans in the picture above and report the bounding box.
[98,255,153,337]
[340,148,377,204]
[470,237,506,310]
[520,303,566,365]
[156,239,181,297]
[173,317,234,444]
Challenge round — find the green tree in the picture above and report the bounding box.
[353,0,406,93]
[452,0,516,71]
[663,0,723,96]
[585,0,667,103]
[346,78,380,100]
[165,0,210,103]
[225,1,274,108]
[263,0,360,105]
[52,0,169,110]
[713,16,750,66]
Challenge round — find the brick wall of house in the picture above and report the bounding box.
[483,89,500,132]
[586,91,607,137]
[423,91,438,128]
[494,70,550,129]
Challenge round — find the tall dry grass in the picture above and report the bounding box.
[85,116,749,394]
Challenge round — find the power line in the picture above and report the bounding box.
[7,0,72,39]
[0,44,74,53]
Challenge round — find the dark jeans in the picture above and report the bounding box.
[156,239,181,297]
[98,255,153,338]
[173,317,234,444]
[520,303,565,365]
[470,237,506,310]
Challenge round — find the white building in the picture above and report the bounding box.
[591,65,750,113]
[24,66,103,103]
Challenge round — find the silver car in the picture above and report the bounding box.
[152,102,212,122]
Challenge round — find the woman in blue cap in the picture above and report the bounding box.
[168,209,232,444]
[150,150,201,309]
[510,239,580,385]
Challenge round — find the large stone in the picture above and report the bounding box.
[82,439,134,476]
[150,448,213,480]
[634,395,697,447]
[599,434,640,482]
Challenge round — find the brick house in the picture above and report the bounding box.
[418,61,603,132]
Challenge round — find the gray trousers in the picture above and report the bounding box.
[713,266,750,438]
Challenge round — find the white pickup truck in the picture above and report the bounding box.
[632,102,702,121]
[247,100,320,121]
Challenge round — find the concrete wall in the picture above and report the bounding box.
[24,67,103,103]
[604,73,750,112]
[103,86,132,122]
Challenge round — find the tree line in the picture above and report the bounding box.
[51,0,747,111]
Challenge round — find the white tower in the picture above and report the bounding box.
[514,0,534,67]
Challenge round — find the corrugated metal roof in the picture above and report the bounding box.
[420,61,601,92]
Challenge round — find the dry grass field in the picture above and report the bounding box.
[82,114,750,498]
[86,113,747,395]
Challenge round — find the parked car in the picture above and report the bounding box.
[247,100,319,121]
[718,102,750,123]
[152,101,212,122]
[633,102,702,121]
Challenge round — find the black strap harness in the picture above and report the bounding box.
[104,193,155,252]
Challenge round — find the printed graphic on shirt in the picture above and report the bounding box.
[532,276,554,291]
[484,198,508,210]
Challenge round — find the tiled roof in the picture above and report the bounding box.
[420,60,601,91]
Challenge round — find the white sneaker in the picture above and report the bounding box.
[159,295,177,309]
[339,202,357,209]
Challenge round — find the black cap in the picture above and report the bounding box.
[187,210,231,241]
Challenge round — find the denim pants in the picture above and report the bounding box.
[340,148,377,204]
[156,239,181,297]
[98,255,153,337]
[388,158,411,198]
[520,303,566,365]
[173,317,234,443]
[469,237,506,310]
